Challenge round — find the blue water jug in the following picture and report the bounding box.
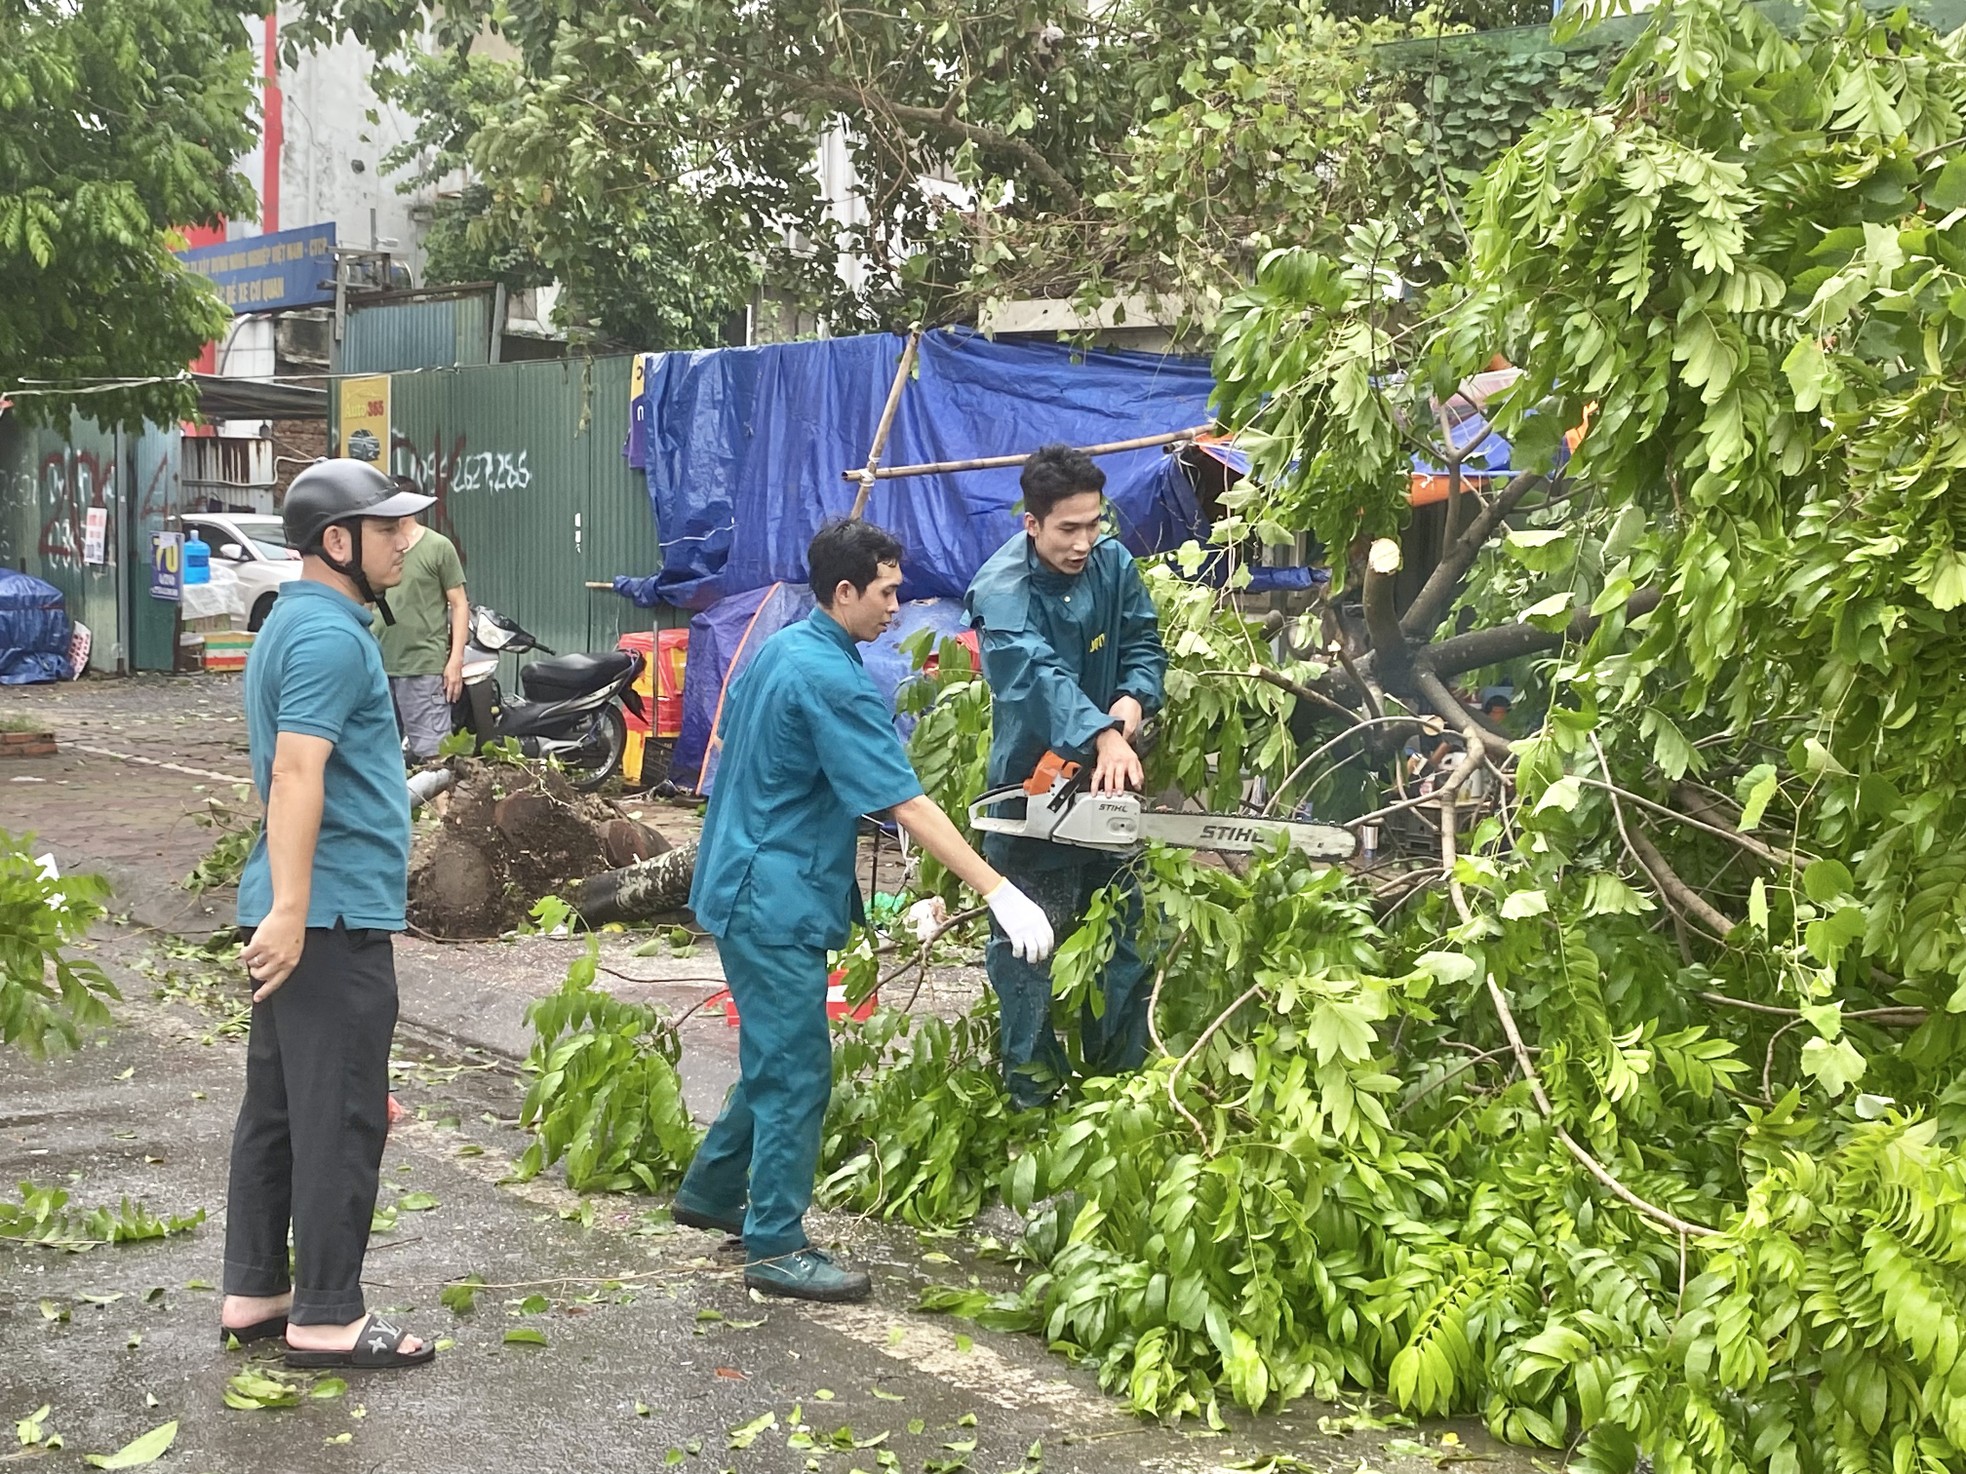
[182,531,211,585]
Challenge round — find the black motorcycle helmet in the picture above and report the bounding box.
[282,459,434,624]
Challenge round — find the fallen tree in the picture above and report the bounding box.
[407,757,669,938]
[498,0,1966,1463]
[565,842,700,929]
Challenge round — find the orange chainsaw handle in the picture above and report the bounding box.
[1023,749,1080,797]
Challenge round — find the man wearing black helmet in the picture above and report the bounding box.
[218,458,440,1371]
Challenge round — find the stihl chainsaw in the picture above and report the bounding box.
[969,751,1357,861]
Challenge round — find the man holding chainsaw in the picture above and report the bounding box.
[964,443,1166,1109]
[672,518,1054,1304]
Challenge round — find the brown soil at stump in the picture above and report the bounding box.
[407,758,669,939]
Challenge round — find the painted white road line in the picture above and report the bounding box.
[67,742,250,786]
[809,1300,1122,1420]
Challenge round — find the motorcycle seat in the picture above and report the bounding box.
[521,650,639,701]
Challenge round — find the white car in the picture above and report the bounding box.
[174,513,301,631]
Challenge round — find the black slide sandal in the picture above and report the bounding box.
[219,1314,288,1347]
[284,1314,436,1370]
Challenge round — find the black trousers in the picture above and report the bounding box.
[222,922,398,1325]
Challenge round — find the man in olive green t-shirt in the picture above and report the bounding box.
[371,486,468,760]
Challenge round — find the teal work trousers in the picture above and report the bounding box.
[983,849,1150,1110]
[676,924,832,1261]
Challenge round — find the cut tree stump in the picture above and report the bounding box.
[406,756,675,939]
[568,840,700,928]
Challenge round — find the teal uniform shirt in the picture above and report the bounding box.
[964,533,1167,870]
[689,608,926,949]
[238,581,411,932]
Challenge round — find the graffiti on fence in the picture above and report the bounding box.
[392,431,538,564]
[35,449,116,571]
[137,455,178,529]
[394,435,531,500]
[455,451,532,497]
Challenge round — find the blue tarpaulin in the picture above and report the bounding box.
[0,571,71,685]
[617,328,1220,610]
[620,327,1331,790]
[1408,368,1573,501]
[675,585,970,792]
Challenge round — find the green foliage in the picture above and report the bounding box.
[997,18,1622,328]
[513,938,700,1193]
[291,0,1608,336]
[183,828,253,896]
[81,1419,176,1470]
[1139,0,1966,1459]
[223,1367,344,1410]
[374,51,761,346]
[893,629,994,904]
[0,0,261,428]
[0,1180,205,1252]
[140,935,250,1042]
[818,1004,1027,1229]
[183,787,257,895]
[0,832,118,1057]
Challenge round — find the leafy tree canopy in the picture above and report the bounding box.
[0,0,263,429]
[290,0,1596,343]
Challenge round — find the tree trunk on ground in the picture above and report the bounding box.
[406,757,672,938]
[568,840,700,927]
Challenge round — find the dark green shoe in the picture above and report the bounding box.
[744,1248,872,1303]
[671,1196,745,1237]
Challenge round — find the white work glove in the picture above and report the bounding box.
[985,879,1055,964]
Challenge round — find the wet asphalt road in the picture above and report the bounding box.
[0,673,1531,1474]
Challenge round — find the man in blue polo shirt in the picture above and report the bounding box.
[673,519,1054,1303]
[219,460,440,1372]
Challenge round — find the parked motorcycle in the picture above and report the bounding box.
[452,607,642,790]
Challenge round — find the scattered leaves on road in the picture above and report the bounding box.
[224,1370,302,1410]
[15,1404,60,1451]
[440,1275,485,1314]
[81,1420,175,1469]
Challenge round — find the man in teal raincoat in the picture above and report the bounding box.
[964,443,1167,1108]
[673,519,1054,1303]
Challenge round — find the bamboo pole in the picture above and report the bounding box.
[841,423,1215,485]
[847,328,922,520]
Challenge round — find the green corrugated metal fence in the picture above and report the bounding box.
[0,414,129,670]
[370,355,677,660]
[342,292,496,375]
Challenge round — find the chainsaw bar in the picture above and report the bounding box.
[1132,809,1357,860]
[970,785,1357,861]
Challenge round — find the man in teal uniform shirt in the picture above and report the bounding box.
[222,459,439,1370]
[964,444,1167,1108]
[673,519,1054,1303]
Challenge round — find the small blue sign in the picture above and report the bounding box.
[150,531,183,603]
[174,223,337,313]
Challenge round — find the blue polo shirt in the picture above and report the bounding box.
[689,608,925,949]
[238,580,411,932]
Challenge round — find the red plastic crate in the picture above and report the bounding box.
[704,968,875,1028]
